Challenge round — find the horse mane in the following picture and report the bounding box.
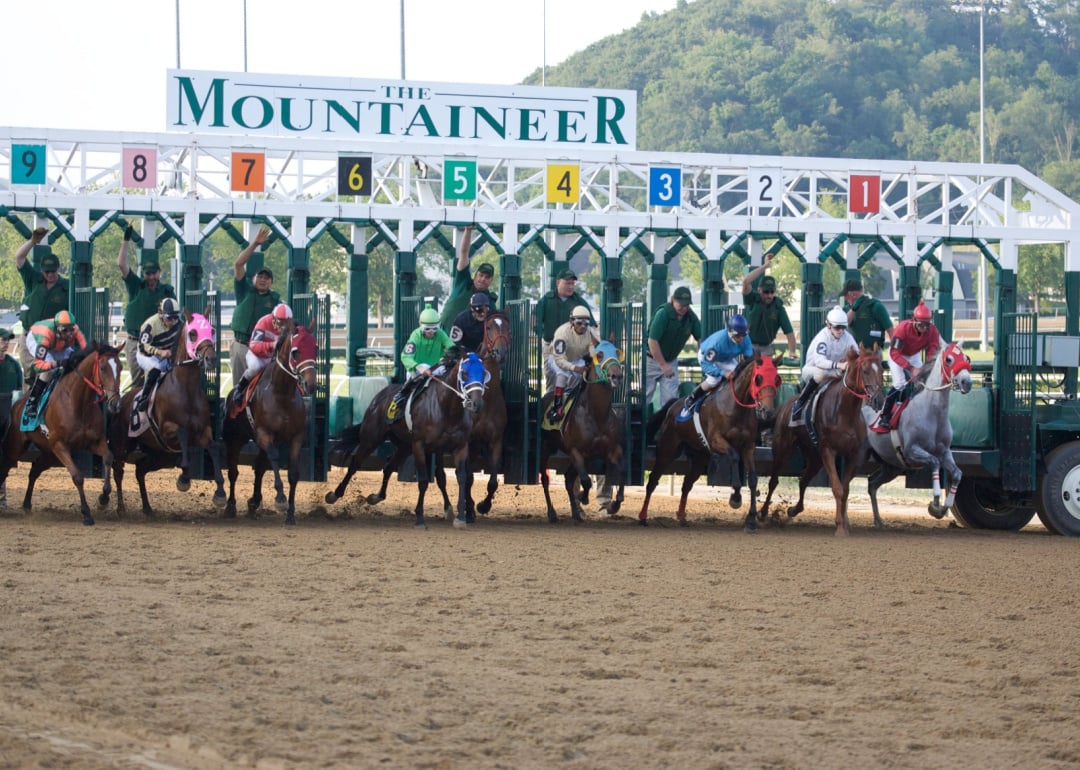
[61,341,106,375]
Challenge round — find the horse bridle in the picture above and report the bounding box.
[583,354,622,385]
[842,353,881,400]
[730,360,779,409]
[81,350,120,405]
[478,314,512,363]
[928,343,972,392]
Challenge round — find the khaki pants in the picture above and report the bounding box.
[229,340,249,390]
[124,336,144,387]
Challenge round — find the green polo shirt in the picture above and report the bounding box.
[743,290,794,347]
[18,262,68,328]
[439,265,498,328]
[123,271,177,335]
[647,304,702,362]
[0,354,22,394]
[230,278,281,344]
[844,295,893,351]
[534,292,595,342]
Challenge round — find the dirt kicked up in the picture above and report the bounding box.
[0,466,1076,769]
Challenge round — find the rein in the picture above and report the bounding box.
[842,353,880,401]
[78,351,111,404]
[583,355,621,385]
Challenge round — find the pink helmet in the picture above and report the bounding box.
[272,303,293,322]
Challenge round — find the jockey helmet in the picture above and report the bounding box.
[271,303,293,322]
[419,305,440,332]
[159,297,181,320]
[470,292,491,308]
[570,305,591,321]
[913,301,933,323]
[726,314,749,335]
[826,306,848,328]
[54,310,75,332]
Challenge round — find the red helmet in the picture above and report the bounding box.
[913,302,932,323]
[272,303,293,322]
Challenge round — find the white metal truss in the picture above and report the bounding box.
[2,126,1077,272]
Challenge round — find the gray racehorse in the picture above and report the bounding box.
[863,341,973,526]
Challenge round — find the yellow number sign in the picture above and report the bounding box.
[546,164,579,204]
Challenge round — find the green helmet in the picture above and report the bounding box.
[419,305,440,326]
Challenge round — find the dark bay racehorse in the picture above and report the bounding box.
[223,320,317,525]
[639,353,781,530]
[0,343,122,525]
[104,313,226,517]
[761,344,886,536]
[468,312,511,515]
[539,340,625,523]
[863,341,972,526]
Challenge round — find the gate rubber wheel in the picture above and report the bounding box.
[1036,443,1080,536]
[950,477,1036,531]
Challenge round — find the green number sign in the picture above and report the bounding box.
[443,159,476,201]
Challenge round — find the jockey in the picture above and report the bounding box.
[449,292,490,353]
[133,297,183,422]
[879,300,942,429]
[231,302,292,405]
[790,306,857,423]
[545,305,600,420]
[679,314,752,419]
[23,309,88,420]
[391,304,457,414]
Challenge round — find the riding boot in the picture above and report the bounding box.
[679,384,708,417]
[23,377,48,420]
[136,368,161,414]
[231,375,250,406]
[548,388,565,421]
[790,379,820,424]
[878,388,902,430]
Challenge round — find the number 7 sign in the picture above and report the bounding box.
[231,152,265,192]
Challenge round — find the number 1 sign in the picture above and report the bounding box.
[849,174,881,214]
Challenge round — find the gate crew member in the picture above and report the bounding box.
[14,228,69,386]
[0,328,19,504]
[230,303,293,406]
[229,226,278,392]
[790,306,857,424]
[23,310,88,420]
[449,292,491,354]
[678,314,751,419]
[878,300,942,430]
[842,277,893,354]
[535,269,595,391]
[545,305,601,421]
[742,254,797,358]
[440,226,498,328]
[132,297,183,428]
[119,224,176,387]
[391,305,457,416]
[645,286,702,408]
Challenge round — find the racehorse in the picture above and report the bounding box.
[0,343,122,525]
[760,344,886,536]
[468,311,511,515]
[638,353,782,530]
[539,340,625,523]
[222,320,317,525]
[104,313,226,517]
[863,341,973,526]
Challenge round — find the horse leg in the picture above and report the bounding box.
[676,454,708,527]
[431,454,455,522]
[249,452,269,516]
[411,445,430,529]
[368,443,410,506]
[867,463,901,529]
[741,450,759,533]
[940,450,962,516]
[206,439,227,508]
[49,444,94,526]
[790,452,823,520]
[906,444,950,519]
[475,442,501,515]
[175,427,191,492]
[284,437,303,526]
[260,441,288,512]
[605,453,625,516]
[563,463,585,523]
[224,439,241,518]
[539,436,560,523]
[819,448,849,536]
[452,450,474,528]
[135,456,157,517]
[22,452,55,513]
[109,445,128,517]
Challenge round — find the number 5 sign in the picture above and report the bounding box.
[443,159,476,201]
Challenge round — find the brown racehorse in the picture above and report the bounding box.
[760,344,886,536]
[104,313,226,517]
[222,320,317,525]
[639,353,782,530]
[539,340,625,523]
[469,311,511,515]
[0,343,122,525]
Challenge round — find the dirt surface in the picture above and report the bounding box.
[1,464,1078,770]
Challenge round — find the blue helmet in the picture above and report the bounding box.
[727,314,748,335]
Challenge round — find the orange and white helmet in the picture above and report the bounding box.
[272,303,293,322]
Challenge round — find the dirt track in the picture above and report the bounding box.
[1,465,1078,769]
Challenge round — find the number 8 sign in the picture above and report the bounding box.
[123,147,157,189]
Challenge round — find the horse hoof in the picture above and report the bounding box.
[224,504,237,518]
[445,508,455,523]
[729,493,742,509]
[678,517,689,528]
[176,475,191,492]
[285,514,296,526]
[608,502,621,516]
[476,500,491,515]
[97,493,109,508]
[366,493,384,506]
[638,518,648,527]
[142,507,156,518]
[744,518,757,533]
[275,498,288,512]
[928,503,946,519]
[324,491,339,504]
[247,499,260,513]
[547,513,559,524]
[83,516,95,526]
[453,517,469,528]
[213,493,227,510]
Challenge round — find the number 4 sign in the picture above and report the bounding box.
[849,174,881,214]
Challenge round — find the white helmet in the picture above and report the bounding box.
[826,306,848,328]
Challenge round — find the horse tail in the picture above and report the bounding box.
[647,400,677,443]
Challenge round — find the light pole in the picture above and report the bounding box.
[543,0,547,86]
[978,2,989,350]
[400,0,406,79]
[243,0,248,72]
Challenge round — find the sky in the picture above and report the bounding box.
[0,0,678,134]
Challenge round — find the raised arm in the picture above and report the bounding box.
[117,224,134,278]
[15,227,47,269]
[454,226,474,272]
[741,252,773,295]
[233,225,271,280]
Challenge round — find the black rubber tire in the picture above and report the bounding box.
[950,477,1036,531]
[1036,443,1080,536]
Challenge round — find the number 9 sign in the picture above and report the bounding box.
[11,144,46,185]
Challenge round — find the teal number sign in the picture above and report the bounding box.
[12,144,46,185]
[443,159,477,201]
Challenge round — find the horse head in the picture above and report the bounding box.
[184,312,217,368]
[76,342,123,414]
[940,342,973,394]
[290,324,319,397]
[591,340,624,390]
[479,312,513,366]
[848,344,886,410]
[747,353,783,421]
[456,351,488,414]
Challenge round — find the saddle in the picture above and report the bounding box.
[385,377,434,424]
[674,388,717,424]
[869,383,916,434]
[227,369,266,420]
[19,379,59,433]
[540,387,581,431]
